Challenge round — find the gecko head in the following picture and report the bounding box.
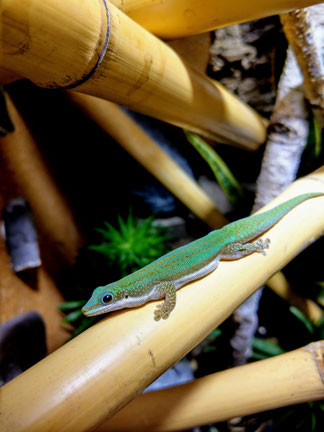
[82,282,144,316]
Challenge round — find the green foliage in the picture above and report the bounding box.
[59,211,173,339]
[202,328,222,353]
[272,402,324,431]
[251,337,285,360]
[89,211,173,277]
[184,130,244,205]
[251,306,324,361]
[315,281,324,307]
[289,306,315,334]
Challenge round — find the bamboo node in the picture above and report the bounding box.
[303,341,324,384]
[61,0,111,90]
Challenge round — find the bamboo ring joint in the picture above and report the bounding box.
[62,0,110,89]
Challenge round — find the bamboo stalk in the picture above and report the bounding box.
[69,92,305,317]
[70,93,302,315]
[1,94,83,268]
[0,172,323,432]
[110,0,324,39]
[68,93,227,229]
[0,0,266,149]
[0,67,21,85]
[99,342,324,431]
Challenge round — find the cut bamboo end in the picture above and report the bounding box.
[68,93,228,229]
[0,0,266,149]
[0,172,323,432]
[99,341,324,431]
[111,0,324,38]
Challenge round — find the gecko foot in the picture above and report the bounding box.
[152,282,176,321]
[257,238,271,256]
[154,303,171,321]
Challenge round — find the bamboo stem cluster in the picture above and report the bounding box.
[0,0,266,148]
[0,174,323,432]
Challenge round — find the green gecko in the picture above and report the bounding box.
[82,193,323,321]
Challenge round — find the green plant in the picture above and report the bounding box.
[184,130,244,205]
[59,211,173,339]
[89,211,173,276]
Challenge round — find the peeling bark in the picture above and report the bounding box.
[230,4,324,366]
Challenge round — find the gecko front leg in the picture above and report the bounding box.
[152,282,177,321]
[222,238,271,259]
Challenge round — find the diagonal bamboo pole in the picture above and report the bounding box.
[0,171,323,432]
[109,0,324,39]
[2,72,313,325]
[70,93,319,322]
[99,341,324,431]
[68,93,227,228]
[0,0,266,149]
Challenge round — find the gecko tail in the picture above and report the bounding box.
[250,192,324,236]
[224,192,324,243]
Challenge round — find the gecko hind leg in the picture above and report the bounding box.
[222,238,271,259]
[153,282,177,321]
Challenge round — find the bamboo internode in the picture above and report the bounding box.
[0,0,266,148]
[110,0,324,38]
[99,342,324,431]
[0,172,323,432]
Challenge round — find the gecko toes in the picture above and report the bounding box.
[154,303,171,320]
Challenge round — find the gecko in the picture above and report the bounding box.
[82,192,323,321]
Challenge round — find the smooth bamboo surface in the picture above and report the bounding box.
[100,342,324,431]
[68,93,227,229]
[1,171,323,432]
[110,0,324,38]
[0,0,266,149]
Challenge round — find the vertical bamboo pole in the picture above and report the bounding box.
[0,176,323,432]
[0,0,266,148]
[110,0,324,38]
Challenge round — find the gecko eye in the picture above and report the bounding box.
[101,294,113,304]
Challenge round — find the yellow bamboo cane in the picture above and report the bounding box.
[110,0,324,38]
[99,342,324,431]
[0,171,323,432]
[0,0,266,149]
[68,93,227,228]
